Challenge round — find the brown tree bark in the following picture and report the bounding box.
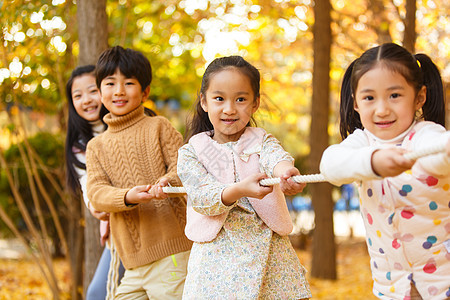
[370,0,392,44]
[310,0,337,279]
[77,0,109,65]
[76,0,109,297]
[403,0,416,53]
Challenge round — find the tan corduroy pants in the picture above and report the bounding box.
[114,250,190,300]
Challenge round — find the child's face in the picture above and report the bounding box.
[354,65,426,140]
[100,69,149,117]
[71,74,102,122]
[201,68,259,144]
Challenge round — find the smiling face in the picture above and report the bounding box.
[201,67,259,143]
[354,64,426,140]
[99,69,150,117]
[71,73,102,122]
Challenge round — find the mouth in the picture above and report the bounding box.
[221,118,238,125]
[84,106,98,112]
[113,100,127,106]
[375,120,395,128]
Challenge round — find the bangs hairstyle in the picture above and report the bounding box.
[340,43,444,138]
[185,55,261,141]
[95,45,152,91]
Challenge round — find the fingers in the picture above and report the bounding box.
[96,212,110,221]
[372,148,415,177]
[393,151,415,169]
[90,208,110,221]
[148,182,168,200]
[280,176,306,195]
[282,167,300,178]
[279,167,305,195]
[253,173,273,198]
[153,185,168,199]
[126,185,153,205]
[157,177,170,186]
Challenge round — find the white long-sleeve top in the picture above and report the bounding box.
[74,120,105,208]
[320,121,449,186]
[320,121,450,300]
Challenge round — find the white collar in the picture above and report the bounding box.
[364,120,416,144]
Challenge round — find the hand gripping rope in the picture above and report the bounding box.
[162,142,447,194]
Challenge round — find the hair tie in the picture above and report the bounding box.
[416,59,421,68]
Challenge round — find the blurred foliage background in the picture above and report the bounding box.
[1,0,447,235]
[1,0,448,150]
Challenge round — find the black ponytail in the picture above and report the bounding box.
[415,54,445,126]
[339,60,362,139]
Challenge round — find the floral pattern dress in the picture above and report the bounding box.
[178,133,311,300]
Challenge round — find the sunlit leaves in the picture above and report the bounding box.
[1,0,75,113]
[1,0,448,151]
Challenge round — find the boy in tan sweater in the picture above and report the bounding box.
[86,46,192,299]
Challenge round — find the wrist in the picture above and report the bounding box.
[371,150,381,176]
[222,183,244,206]
[124,192,137,207]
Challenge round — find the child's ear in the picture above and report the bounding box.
[200,93,208,112]
[415,86,426,110]
[352,95,360,112]
[252,96,260,114]
[141,86,150,102]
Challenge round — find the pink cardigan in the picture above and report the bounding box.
[185,127,293,242]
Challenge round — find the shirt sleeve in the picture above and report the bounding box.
[86,141,131,213]
[259,133,294,177]
[73,151,90,208]
[320,129,381,186]
[412,123,450,177]
[177,143,235,216]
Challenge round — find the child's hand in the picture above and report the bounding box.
[148,177,169,200]
[100,220,109,247]
[125,184,153,205]
[222,173,273,206]
[88,202,110,221]
[371,148,414,178]
[239,173,274,199]
[279,167,306,195]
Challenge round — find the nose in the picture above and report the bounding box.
[114,84,125,96]
[375,99,390,117]
[223,100,236,114]
[82,93,93,105]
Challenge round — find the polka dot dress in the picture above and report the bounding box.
[360,129,450,299]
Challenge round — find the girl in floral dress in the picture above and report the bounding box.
[178,55,311,299]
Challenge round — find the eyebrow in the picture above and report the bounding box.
[386,86,405,91]
[72,84,97,93]
[210,90,251,95]
[359,86,405,93]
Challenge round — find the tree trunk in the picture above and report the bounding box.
[77,0,109,65]
[76,0,109,296]
[310,0,337,279]
[67,202,84,300]
[370,0,392,44]
[403,0,416,53]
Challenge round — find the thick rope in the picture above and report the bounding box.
[259,174,327,186]
[106,239,120,300]
[162,143,447,194]
[403,141,446,160]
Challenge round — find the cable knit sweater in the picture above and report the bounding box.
[86,106,192,269]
